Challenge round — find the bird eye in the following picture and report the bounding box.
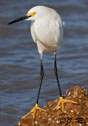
[27,12,36,17]
[32,12,36,16]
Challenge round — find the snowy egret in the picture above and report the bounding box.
[8,6,77,119]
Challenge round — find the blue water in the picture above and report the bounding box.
[0,0,88,125]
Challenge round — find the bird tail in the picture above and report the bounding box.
[62,21,65,26]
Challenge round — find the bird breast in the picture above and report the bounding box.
[30,13,63,53]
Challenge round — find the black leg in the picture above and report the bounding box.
[54,53,62,97]
[36,57,44,104]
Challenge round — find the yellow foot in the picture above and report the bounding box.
[21,104,46,119]
[53,97,77,112]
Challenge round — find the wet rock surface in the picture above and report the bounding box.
[17,86,88,126]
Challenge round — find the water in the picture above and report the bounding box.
[0,0,88,125]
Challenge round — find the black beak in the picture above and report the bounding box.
[8,15,30,25]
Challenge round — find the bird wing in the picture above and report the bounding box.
[31,13,63,48]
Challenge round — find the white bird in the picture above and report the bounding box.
[8,5,77,119]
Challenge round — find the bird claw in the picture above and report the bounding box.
[53,97,77,111]
[21,104,46,119]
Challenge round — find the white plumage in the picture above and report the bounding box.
[27,6,63,55]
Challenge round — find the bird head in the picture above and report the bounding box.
[8,6,49,25]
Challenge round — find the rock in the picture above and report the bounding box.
[16,86,88,126]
